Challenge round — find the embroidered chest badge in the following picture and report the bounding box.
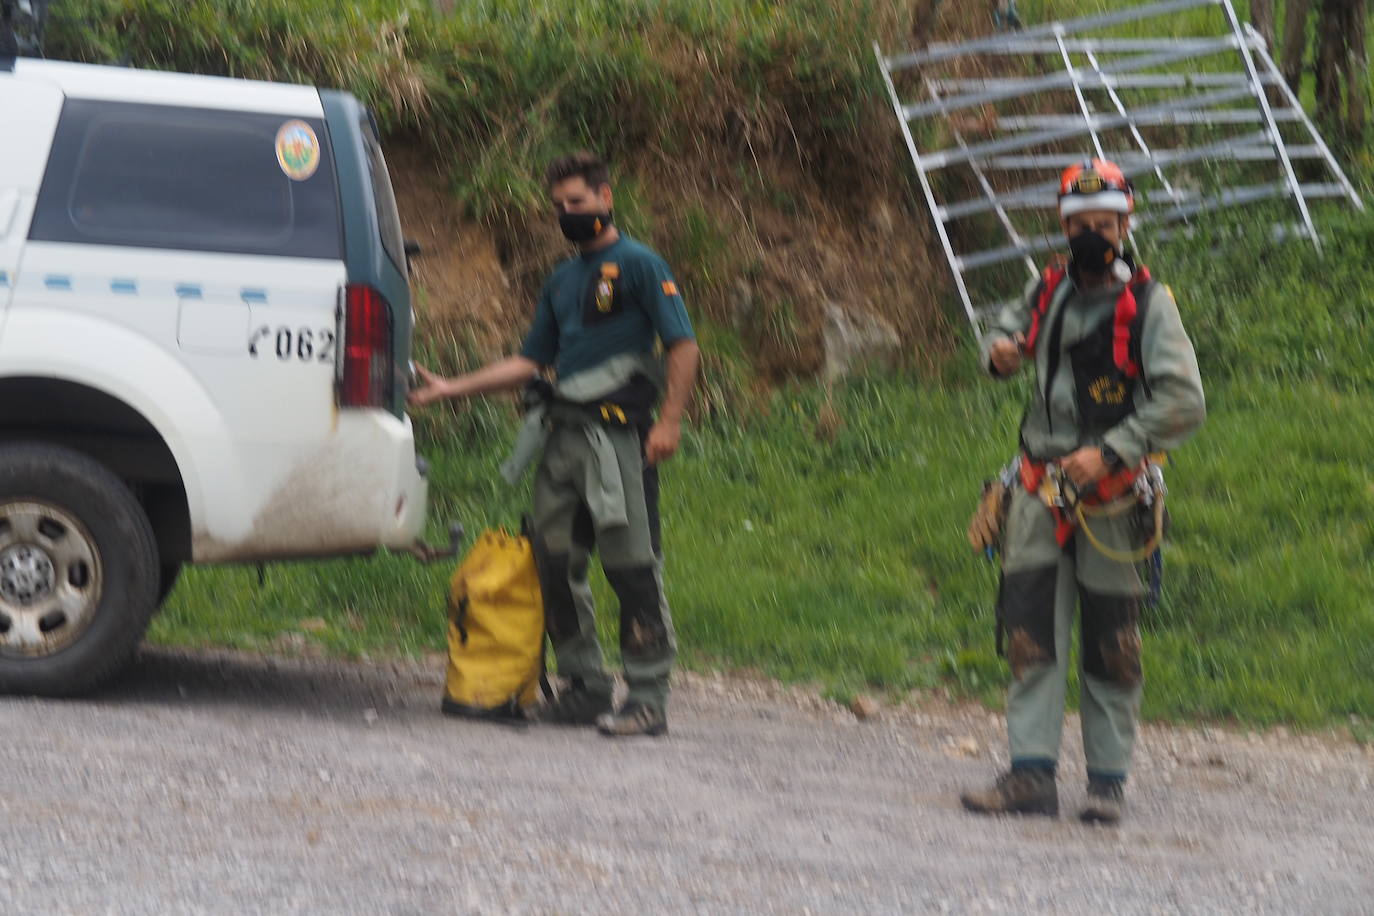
[1089,375,1128,405]
[596,263,619,313]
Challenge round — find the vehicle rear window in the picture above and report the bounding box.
[30,99,342,260]
[359,111,405,272]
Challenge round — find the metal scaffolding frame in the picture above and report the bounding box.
[874,0,1363,340]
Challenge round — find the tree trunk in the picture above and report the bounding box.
[1280,0,1311,90]
[1314,0,1342,124]
[1344,0,1367,133]
[1250,0,1275,51]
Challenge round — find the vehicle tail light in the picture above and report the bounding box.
[340,284,393,408]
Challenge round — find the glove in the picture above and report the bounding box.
[967,479,1009,553]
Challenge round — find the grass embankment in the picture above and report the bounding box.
[48,1,1374,729]
[49,0,888,214]
[49,0,957,381]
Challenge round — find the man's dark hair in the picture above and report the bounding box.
[545,151,610,191]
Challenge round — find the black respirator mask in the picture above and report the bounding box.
[558,210,613,243]
[1069,228,1137,284]
[1069,229,1119,274]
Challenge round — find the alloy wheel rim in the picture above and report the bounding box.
[0,501,103,657]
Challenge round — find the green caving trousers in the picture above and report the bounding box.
[531,419,677,713]
[999,485,1145,779]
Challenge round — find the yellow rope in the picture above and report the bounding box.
[1073,492,1164,564]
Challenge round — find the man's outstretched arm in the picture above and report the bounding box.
[407,356,541,408]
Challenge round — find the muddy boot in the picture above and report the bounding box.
[537,679,613,726]
[960,768,1059,817]
[595,702,667,737]
[1079,777,1125,824]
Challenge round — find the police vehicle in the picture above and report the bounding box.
[0,8,440,694]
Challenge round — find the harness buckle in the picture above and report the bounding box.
[1037,463,1082,512]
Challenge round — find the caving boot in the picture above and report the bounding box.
[537,679,613,726]
[595,702,668,737]
[960,767,1059,817]
[1079,776,1125,825]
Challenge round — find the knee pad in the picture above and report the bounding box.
[1080,588,1142,686]
[604,565,669,656]
[1000,565,1058,679]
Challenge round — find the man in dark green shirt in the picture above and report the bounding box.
[409,151,700,737]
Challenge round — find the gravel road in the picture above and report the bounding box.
[1,648,1369,915]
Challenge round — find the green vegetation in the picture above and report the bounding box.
[46,0,891,217]
[41,1,1373,730]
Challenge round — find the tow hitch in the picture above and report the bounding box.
[404,522,464,564]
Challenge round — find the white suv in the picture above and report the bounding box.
[0,54,435,694]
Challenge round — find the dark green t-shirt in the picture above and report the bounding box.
[519,235,695,379]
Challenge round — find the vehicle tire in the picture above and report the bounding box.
[0,442,160,696]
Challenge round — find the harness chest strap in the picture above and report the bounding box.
[1024,264,1153,378]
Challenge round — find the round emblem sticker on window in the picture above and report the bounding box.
[275,120,320,181]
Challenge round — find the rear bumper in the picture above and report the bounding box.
[370,411,428,550]
[189,409,429,563]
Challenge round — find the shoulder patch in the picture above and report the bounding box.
[661,281,679,296]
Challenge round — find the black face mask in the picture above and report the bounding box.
[1068,229,1120,275]
[558,210,613,243]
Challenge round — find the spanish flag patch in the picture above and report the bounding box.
[661,281,679,296]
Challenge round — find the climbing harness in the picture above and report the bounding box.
[1032,459,1167,566]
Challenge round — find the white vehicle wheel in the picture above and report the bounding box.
[0,443,158,696]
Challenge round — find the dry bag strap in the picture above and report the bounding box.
[451,595,470,647]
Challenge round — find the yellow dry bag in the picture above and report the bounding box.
[441,528,545,720]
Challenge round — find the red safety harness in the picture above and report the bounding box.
[1018,259,1158,546]
[1024,262,1152,378]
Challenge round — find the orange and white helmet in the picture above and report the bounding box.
[1058,158,1134,218]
